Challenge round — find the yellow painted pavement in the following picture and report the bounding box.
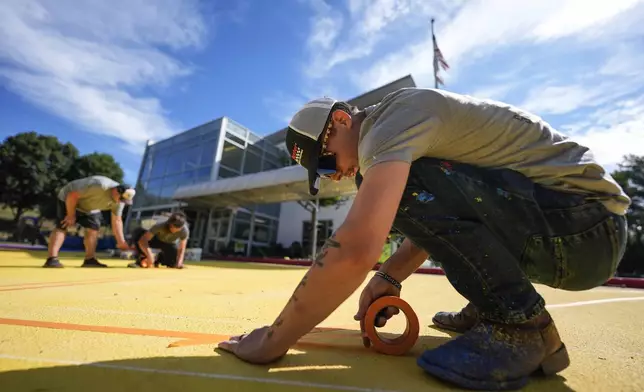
[0,249,643,391]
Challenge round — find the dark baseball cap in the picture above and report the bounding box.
[285,97,341,196]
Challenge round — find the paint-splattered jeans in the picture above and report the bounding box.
[388,157,628,324]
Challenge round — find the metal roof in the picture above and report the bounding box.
[173,165,357,207]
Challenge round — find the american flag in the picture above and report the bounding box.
[432,18,449,88]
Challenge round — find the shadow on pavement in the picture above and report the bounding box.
[0,346,575,392]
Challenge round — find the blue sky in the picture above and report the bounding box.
[1,0,643,185]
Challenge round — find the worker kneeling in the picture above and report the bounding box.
[128,212,190,269]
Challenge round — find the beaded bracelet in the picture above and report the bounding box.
[375,271,402,290]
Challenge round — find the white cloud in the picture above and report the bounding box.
[353,0,643,90]
[290,0,644,175]
[467,82,516,102]
[531,0,641,41]
[519,40,644,116]
[264,83,344,125]
[0,0,209,152]
[573,94,644,168]
[302,0,459,79]
[521,85,610,116]
[599,43,644,77]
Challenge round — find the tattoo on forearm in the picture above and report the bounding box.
[267,317,283,339]
[287,273,309,304]
[314,234,341,267]
[267,234,343,339]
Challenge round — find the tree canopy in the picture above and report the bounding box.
[0,132,79,222]
[612,154,644,276]
[0,131,125,222]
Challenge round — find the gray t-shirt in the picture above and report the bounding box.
[358,88,631,215]
[57,175,125,216]
[149,221,190,244]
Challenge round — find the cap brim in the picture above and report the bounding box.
[307,153,321,196]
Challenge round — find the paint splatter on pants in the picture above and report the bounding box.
[360,157,628,324]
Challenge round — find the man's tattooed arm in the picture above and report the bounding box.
[313,234,341,267]
[257,160,410,355]
[266,234,342,339]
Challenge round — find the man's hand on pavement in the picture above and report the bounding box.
[217,326,287,364]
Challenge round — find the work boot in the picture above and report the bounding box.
[417,310,570,390]
[81,257,108,268]
[43,257,64,268]
[432,302,479,333]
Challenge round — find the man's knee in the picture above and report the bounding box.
[84,228,99,240]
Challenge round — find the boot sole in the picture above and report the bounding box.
[417,343,570,390]
[431,316,475,334]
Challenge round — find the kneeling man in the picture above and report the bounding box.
[216,88,630,390]
[128,212,189,269]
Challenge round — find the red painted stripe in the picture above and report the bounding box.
[209,256,644,289]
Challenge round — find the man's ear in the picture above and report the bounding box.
[331,109,352,129]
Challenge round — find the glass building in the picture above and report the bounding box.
[125,116,290,256]
[127,74,417,258]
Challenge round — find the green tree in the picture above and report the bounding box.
[66,152,125,183]
[0,132,79,222]
[612,154,644,276]
[318,195,350,209]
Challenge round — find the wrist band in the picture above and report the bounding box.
[375,271,402,290]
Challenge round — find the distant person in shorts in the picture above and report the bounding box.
[44,175,135,268]
[127,212,189,269]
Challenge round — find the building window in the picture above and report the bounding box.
[216,219,229,237]
[243,150,262,174]
[269,219,278,243]
[233,220,251,241]
[218,166,239,179]
[149,153,168,178]
[275,141,287,153]
[196,166,212,182]
[200,141,217,168]
[220,140,244,172]
[139,153,152,183]
[256,202,280,218]
[226,120,248,143]
[182,143,201,170]
[262,158,280,171]
[252,223,270,243]
[302,219,334,254]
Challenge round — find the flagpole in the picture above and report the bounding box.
[431,18,438,89]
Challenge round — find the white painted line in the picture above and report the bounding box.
[0,354,398,392]
[547,296,644,309]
